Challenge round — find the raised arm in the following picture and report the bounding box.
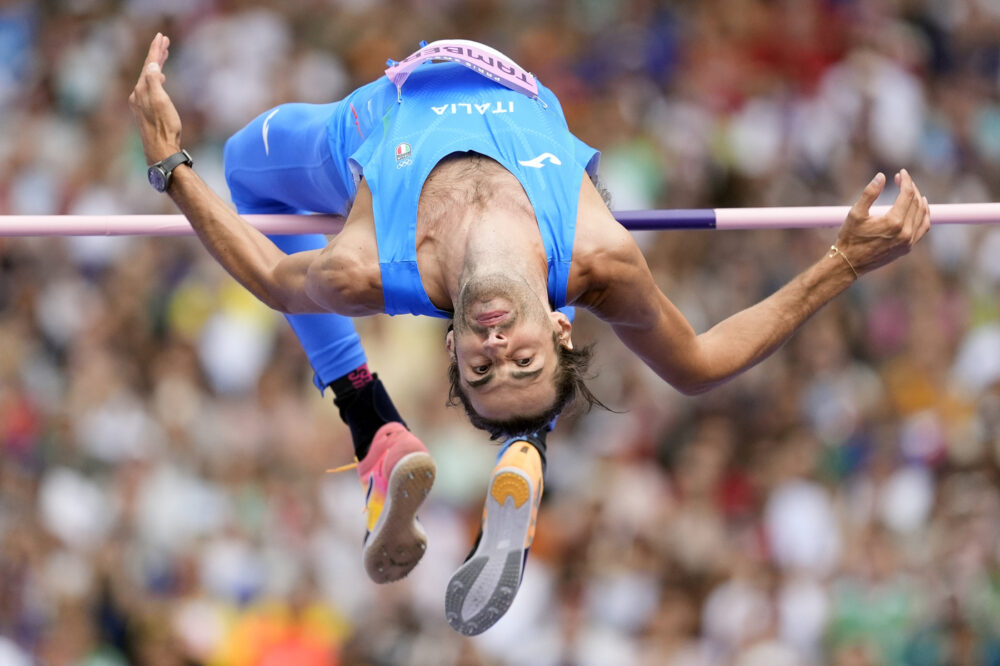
[128,33,340,314]
[587,170,930,395]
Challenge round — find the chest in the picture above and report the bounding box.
[416,154,535,237]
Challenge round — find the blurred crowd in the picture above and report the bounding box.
[2,0,1000,664]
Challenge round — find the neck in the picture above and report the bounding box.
[448,206,550,306]
[415,153,550,310]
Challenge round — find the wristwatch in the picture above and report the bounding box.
[147,149,193,192]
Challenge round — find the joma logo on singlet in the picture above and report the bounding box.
[431,102,515,116]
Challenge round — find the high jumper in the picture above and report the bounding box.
[122,33,929,635]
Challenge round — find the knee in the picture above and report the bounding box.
[222,134,245,197]
[222,122,288,214]
[222,131,249,183]
[223,107,274,178]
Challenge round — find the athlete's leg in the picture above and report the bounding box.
[224,101,389,454]
[224,101,355,217]
[265,229,434,585]
[446,314,568,632]
[446,429,548,635]
[223,76,396,215]
[224,102,434,583]
[223,103,365,392]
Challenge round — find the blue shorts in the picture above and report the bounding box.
[224,77,398,216]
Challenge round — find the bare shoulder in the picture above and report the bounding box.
[568,176,649,311]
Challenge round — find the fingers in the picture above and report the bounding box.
[914,195,931,243]
[850,172,885,221]
[899,169,920,233]
[837,169,930,277]
[885,168,918,239]
[904,177,923,244]
[137,33,169,88]
[890,169,931,246]
[159,35,170,69]
[143,32,166,70]
[145,61,166,87]
[904,171,932,245]
[149,34,170,73]
[129,32,183,164]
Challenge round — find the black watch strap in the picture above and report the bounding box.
[158,149,193,174]
[148,149,193,192]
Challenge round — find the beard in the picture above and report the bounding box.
[453,272,548,335]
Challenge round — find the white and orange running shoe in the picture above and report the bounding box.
[335,422,436,584]
[445,435,545,635]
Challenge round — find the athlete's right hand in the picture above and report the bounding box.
[129,33,183,165]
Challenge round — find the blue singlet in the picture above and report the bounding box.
[223,44,599,387]
[346,62,600,317]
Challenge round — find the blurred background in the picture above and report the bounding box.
[2,0,1000,664]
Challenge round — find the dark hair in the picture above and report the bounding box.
[447,331,608,439]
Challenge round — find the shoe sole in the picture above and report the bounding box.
[363,451,436,584]
[445,467,535,636]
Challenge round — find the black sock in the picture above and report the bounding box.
[519,429,549,476]
[330,366,405,462]
[329,363,375,396]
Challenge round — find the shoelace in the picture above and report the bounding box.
[326,458,359,474]
[325,457,369,514]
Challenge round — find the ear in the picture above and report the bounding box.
[445,328,455,355]
[550,311,574,350]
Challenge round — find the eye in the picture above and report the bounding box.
[515,357,533,367]
[473,364,491,375]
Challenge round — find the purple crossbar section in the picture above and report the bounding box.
[617,202,1000,230]
[614,208,716,230]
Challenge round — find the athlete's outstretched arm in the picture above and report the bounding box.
[128,33,342,314]
[586,170,931,395]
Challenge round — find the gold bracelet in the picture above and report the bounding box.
[828,245,859,279]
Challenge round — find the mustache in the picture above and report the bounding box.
[463,311,517,335]
[455,273,521,310]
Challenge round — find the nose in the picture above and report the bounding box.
[482,329,507,354]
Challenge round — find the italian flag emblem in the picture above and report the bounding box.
[395,143,412,161]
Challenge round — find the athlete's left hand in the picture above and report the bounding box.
[129,33,182,165]
[833,169,931,277]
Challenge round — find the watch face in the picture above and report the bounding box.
[147,166,167,192]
